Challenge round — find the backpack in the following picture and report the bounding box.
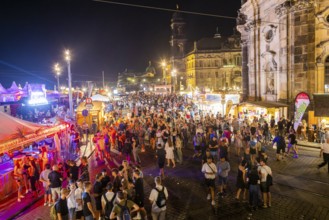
[266,174,273,186]
[103,193,116,219]
[155,186,167,208]
[118,200,131,220]
[50,201,59,220]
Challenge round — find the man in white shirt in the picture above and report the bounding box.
[257,157,272,208]
[201,157,217,206]
[67,181,77,220]
[149,176,168,220]
[74,179,84,220]
[39,163,52,206]
[318,138,329,173]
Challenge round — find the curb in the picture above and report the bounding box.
[7,149,95,220]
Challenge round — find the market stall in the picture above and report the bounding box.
[76,100,105,129]
[238,101,288,123]
[0,111,65,200]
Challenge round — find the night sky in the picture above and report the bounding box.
[0,0,241,89]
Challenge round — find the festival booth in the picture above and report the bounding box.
[0,111,65,200]
[308,94,329,140]
[76,101,105,129]
[238,101,288,123]
[196,93,240,115]
[0,82,23,103]
[91,94,110,102]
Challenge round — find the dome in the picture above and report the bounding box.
[145,61,156,76]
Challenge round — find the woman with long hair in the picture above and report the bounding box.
[29,159,40,198]
[165,138,176,168]
[14,160,25,202]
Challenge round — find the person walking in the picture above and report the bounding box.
[149,176,168,220]
[248,166,260,211]
[272,132,287,161]
[201,156,217,206]
[318,137,329,173]
[156,144,166,179]
[258,157,272,208]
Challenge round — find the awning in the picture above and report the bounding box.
[239,101,289,108]
[313,94,329,117]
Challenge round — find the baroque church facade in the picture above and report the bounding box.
[237,0,329,105]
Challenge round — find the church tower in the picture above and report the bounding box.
[169,5,188,92]
[170,5,188,59]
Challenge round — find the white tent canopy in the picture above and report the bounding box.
[91,94,109,102]
[7,81,19,92]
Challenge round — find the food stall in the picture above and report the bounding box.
[238,101,288,123]
[76,100,105,129]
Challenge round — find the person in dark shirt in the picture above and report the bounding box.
[80,156,90,181]
[48,165,63,204]
[83,181,96,220]
[101,169,111,190]
[133,169,146,219]
[287,129,298,158]
[156,144,166,179]
[93,173,103,220]
[111,168,122,193]
[55,188,70,220]
[68,161,79,182]
[272,132,287,161]
[248,166,260,211]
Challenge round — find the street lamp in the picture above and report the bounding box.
[53,63,61,91]
[171,69,177,93]
[161,60,167,84]
[64,49,73,118]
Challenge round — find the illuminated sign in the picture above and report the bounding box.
[28,91,48,105]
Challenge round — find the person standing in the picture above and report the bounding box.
[258,157,272,208]
[67,181,77,220]
[216,156,230,197]
[80,156,90,181]
[82,181,96,220]
[13,160,24,202]
[165,138,176,168]
[55,188,70,220]
[74,179,84,220]
[175,135,183,164]
[110,191,139,219]
[93,173,104,220]
[201,157,217,206]
[101,183,116,220]
[235,160,247,201]
[248,166,260,211]
[272,132,287,161]
[149,176,168,220]
[133,169,146,219]
[39,163,51,206]
[48,165,63,205]
[318,137,329,173]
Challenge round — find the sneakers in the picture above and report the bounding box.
[48,203,53,207]
[211,200,216,206]
[44,202,48,206]
[207,194,211,200]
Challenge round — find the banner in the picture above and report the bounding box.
[293,92,310,131]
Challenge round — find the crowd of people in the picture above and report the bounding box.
[12,93,316,219]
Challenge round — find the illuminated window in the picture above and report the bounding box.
[325,56,329,93]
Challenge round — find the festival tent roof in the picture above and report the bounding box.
[7,81,19,92]
[91,94,110,102]
[0,83,7,94]
[0,111,65,153]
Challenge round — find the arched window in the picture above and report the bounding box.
[325,56,329,93]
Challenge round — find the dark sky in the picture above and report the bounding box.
[0,0,241,88]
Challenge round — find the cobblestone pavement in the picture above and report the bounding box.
[13,142,329,220]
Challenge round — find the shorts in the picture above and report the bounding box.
[158,161,165,169]
[95,197,102,210]
[205,178,216,188]
[51,187,61,200]
[194,145,201,151]
[45,187,51,195]
[276,145,285,154]
[260,182,270,193]
[75,210,83,219]
[218,176,228,185]
[250,147,256,155]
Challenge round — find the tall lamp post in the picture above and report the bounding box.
[161,60,167,85]
[53,63,61,91]
[171,69,177,93]
[64,50,73,118]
